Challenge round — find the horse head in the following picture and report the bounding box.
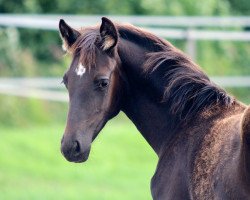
[59,18,124,162]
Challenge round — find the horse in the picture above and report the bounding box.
[59,17,250,199]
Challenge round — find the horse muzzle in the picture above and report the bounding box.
[61,136,91,163]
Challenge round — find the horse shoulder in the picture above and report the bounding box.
[191,107,246,199]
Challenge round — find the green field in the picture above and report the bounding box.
[0,114,157,200]
[0,88,250,200]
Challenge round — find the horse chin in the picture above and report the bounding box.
[75,148,91,163]
[64,148,91,163]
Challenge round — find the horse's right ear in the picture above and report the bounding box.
[99,17,118,52]
[59,19,80,52]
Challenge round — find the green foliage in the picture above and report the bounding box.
[0,27,39,76]
[228,0,250,15]
[197,41,250,76]
[227,88,250,104]
[0,0,233,15]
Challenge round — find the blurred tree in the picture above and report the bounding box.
[228,0,250,15]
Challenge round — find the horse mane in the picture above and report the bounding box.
[145,46,233,122]
[117,24,234,124]
[71,23,234,124]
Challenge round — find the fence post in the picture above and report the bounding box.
[186,28,196,60]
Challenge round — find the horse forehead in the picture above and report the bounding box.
[98,52,117,66]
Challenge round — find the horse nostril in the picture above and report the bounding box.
[72,140,81,154]
[61,138,83,160]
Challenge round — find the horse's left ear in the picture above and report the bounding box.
[99,17,118,52]
[59,19,80,52]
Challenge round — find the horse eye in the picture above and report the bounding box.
[101,79,109,87]
[95,78,109,90]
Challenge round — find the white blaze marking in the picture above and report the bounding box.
[75,63,86,77]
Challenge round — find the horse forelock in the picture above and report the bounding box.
[70,27,100,70]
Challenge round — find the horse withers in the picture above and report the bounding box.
[59,17,250,199]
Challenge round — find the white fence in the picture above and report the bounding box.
[1,14,250,28]
[0,15,249,102]
[1,15,250,39]
[0,78,67,101]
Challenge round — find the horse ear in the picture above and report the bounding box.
[59,19,80,52]
[99,17,118,52]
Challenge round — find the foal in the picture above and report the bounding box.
[59,17,250,199]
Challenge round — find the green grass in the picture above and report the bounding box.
[0,114,157,200]
[0,88,249,200]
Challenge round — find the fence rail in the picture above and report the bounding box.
[0,84,67,102]
[0,15,250,41]
[1,14,250,28]
[0,77,249,102]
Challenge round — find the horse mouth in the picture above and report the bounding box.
[61,147,91,163]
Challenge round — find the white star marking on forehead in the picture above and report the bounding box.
[75,63,86,77]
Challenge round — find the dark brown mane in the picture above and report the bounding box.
[117,24,170,52]
[118,24,234,124]
[143,41,233,123]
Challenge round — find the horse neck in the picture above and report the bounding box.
[117,39,177,155]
